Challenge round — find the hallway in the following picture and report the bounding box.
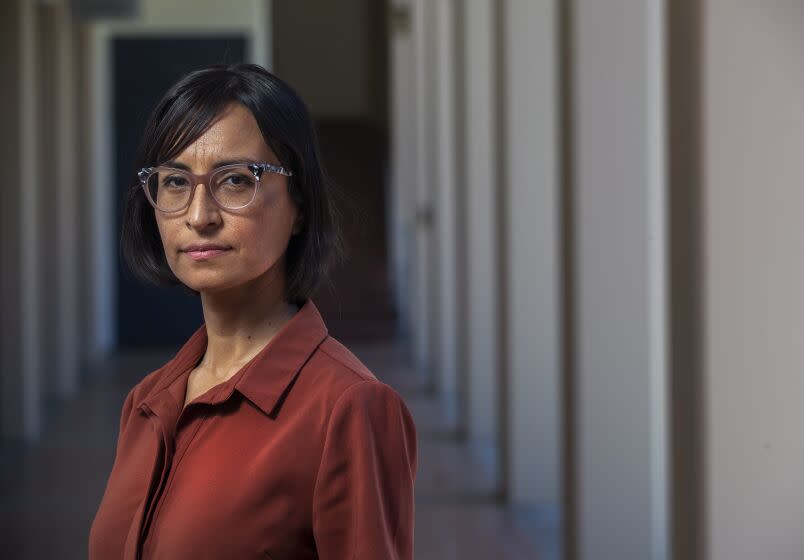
[5,1,804,558]
[0,340,545,559]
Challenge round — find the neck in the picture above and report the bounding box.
[196,263,299,379]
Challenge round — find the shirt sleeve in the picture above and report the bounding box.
[312,380,418,560]
[117,386,136,449]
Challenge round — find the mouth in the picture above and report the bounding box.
[181,244,232,261]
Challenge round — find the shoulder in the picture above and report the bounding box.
[304,335,379,388]
[302,335,407,411]
[309,340,418,471]
[317,337,377,381]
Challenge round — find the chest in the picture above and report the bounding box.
[90,398,324,560]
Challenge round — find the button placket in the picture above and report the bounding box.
[122,404,173,560]
[139,402,213,556]
[139,415,177,554]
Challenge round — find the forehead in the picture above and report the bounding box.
[173,103,273,166]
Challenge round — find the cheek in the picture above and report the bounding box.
[154,216,181,273]
[155,218,173,253]
[154,217,167,252]
[244,218,294,261]
[253,191,297,249]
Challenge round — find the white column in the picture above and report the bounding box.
[433,0,460,425]
[87,24,117,363]
[572,0,668,558]
[23,0,43,440]
[388,0,416,343]
[703,1,804,559]
[252,0,270,68]
[504,0,561,516]
[410,0,435,379]
[1,0,21,439]
[463,0,500,477]
[55,1,81,397]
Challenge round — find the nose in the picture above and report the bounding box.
[185,182,221,230]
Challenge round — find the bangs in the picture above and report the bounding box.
[139,76,239,167]
[135,71,289,172]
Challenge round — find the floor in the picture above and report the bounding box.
[0,340,550,559]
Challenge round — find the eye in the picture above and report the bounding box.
[218,173,255,188]
[162,174,189,188]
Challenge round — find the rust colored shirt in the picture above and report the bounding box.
[88,300,418,560]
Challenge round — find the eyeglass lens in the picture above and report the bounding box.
[146,167,258,211]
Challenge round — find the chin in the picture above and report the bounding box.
[177,272,242,295]
[174,260,281,296]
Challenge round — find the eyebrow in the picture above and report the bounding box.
[161,158,260,171]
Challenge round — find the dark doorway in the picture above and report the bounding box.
[273,1,395,342]
[113,36,246,348]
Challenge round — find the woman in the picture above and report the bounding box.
[88,64,417,560]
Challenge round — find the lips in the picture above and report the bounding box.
[180,243,232,262]
[181,243,231,253]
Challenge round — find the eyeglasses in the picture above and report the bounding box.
[137,162,293,213]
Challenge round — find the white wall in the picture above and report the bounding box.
[126,0,269,65]
[140,0,259,24]
[572,0,668,558]
[703,1,804,558]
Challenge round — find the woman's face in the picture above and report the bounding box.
[154,103,299,295]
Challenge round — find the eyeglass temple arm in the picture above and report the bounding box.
[256,163,293,177]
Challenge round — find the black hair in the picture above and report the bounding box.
[120,63,342,305]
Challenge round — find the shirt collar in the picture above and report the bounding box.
[135,299,329,418]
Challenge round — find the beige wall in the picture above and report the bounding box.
[140,0,260,24]
[703,1,804,558]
